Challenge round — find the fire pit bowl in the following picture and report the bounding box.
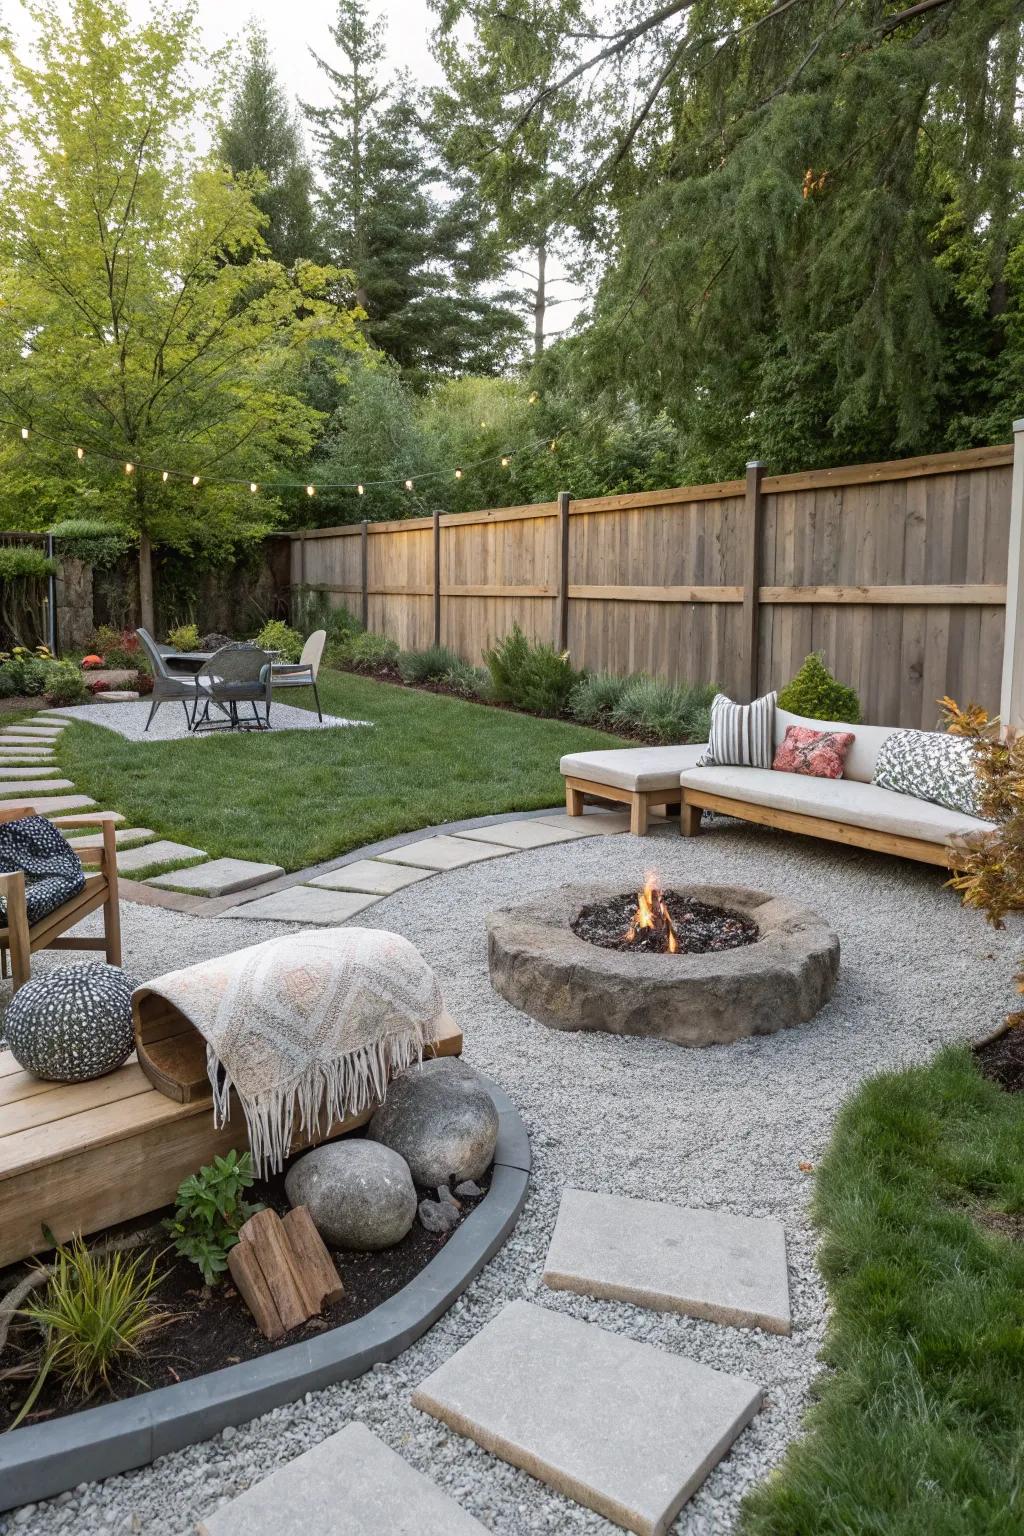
[486,881,839,1047]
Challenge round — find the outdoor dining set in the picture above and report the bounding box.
[137,629,326,733]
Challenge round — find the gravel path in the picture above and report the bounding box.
[4,820,1020,1536]
[49,700,369,742]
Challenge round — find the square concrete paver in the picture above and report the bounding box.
[66,827,156,850]
[8,793,95,814]
[0,779,75,796]
[412,1300,761,1536]
[535,810,632,835]
[197,1421,488,1536]
[454,819,594,850]
[116,839,206,874]
[543,1190,791,1335]
[308,858,434,895]
[377,834,512,871]
[148,857,284,896]
[219,885,381,924]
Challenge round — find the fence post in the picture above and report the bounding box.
[360,520,369,630]
[45,531,57,656]
[433,509,442,647]
[1000,419,1024,728]
[556,490,571,652]
[740,461,765,701]
[298,528,307,589]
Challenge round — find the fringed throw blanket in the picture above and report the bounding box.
[138,927,447,1174]
[0,814,85,925]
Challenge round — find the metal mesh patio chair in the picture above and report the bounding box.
[136,628,202,732]
[270,630,326,721]
[195,643,274,731]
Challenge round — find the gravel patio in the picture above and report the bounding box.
[5,819,1020,1536]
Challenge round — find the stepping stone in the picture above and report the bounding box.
[535,810,631,835]
[6,794,95,814]
[93,689,139,701]
[116,838,207,874]
[197,1420,488,1536]
[66,827,156,850]
[0,735,63,746]
[220,885,381,924]
[0,779,75,796]
[12,722,65,732]
[307,859,434,896]
[148,857,284,896]
[543,1190,791,1335]
[412,1300,761,1536]
[455,819,593,850]
[377,835,511,872]
[0,766,66,779]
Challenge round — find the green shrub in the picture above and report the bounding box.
[610,676,718,743]
[49,519,132,569]
[43,661,89,707]
[166,622,199,652]
[399,644,464,685]
[0,669,15,699]
[0,546,56,581]
[778,651,861,723]
[90,625,141,669]
[255,619,303,663]
[0,653,49,695]
[15,1238,168,1426]
[347,631,401,673]
[164,1149,261,1286]
[483,624,581,715]
[440,660,491,699]
[569,671,627,724]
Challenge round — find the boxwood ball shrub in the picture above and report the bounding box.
[43,661,90,707]
[778,651,862,724]
[255,619,303,663]
[166,621,199,652]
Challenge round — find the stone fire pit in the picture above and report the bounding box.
[487,882,839,1047]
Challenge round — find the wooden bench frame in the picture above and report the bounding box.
[564,775,680,836]
[679,788,965,869]
[0,807,122,991]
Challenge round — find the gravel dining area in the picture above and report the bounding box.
[49,700,370,742]
[4,818,1020,1536]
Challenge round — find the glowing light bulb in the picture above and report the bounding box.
[125,461,134,475]
[479,420,487,429]
[192,474,201,487]
[20,427,28,440]
[454,467,463,479]
[501,455,510,467]
[528,392,538,404]
[549,440,557,452]
[404,478,414,491]
[250,482,258,494]
[76,446,85,461]
[306,484,316,497]
[356,483,365,496]
[161,469,169,482]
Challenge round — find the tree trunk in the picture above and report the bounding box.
[138,530,155,634]
[533,240,547,360]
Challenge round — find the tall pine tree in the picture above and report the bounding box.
[304,0,524,382]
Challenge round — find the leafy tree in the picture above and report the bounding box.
[217,26,319,268]
[0,0,365,629]
[305,0,524,382]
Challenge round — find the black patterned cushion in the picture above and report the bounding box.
[3,963,137,1082]
[872,730,980,816]
[698,691,777,769]
[0,814,85,925]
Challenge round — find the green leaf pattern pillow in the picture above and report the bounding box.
[872,730,980,817]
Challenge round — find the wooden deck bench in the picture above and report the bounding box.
[559,745,706,834]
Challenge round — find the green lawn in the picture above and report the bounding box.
[56,670,621,870]
[741,1046,1024,1536]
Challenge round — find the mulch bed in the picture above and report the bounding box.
[0,1168,488,1433]
[572,892,759,954]
[974,1024,1024,1094]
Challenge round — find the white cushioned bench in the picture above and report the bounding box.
[559,745,707,834]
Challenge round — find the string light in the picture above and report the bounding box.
[161,469,169,483]
[76,446,85,461]
[528,392,539,404]
[306,483,316,497]
[479,420,487,429]
[20,427,28,440]
[250,482,258,494]
[549,440,557,452]
[405,478,414,491]
[357,483,365,496]
[192,474,201,487]
[454,467,463,479]
[501,455,510,468]
[124,461,134,475]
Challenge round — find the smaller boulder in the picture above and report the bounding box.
[368,1058,498,1187]
[285,1141,416,1251]
[418,1198,460,1236]
[455,1180,483,1200]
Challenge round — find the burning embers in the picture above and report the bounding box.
[625,873,680,954]
[571,874,759,955]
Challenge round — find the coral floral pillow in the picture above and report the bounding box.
[772,725,855,779]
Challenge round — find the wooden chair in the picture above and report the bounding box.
[0,807,122,993]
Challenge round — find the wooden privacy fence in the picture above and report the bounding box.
[290,434,1024,731]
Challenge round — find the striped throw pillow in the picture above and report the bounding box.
[698,691,777,769]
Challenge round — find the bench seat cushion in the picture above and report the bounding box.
[561,744,707,794]
[680,765,994,846]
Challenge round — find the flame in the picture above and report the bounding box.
[626,871,679,953]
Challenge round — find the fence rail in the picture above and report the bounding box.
[291,439,1021,730]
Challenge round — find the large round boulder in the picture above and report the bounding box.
[284,1140,417,1250]
[368,1058,498,1186]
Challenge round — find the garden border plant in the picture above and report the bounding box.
[0,1078,530,1513]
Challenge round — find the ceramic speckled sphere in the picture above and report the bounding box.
[4,964,137,1082]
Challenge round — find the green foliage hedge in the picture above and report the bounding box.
[0,547,56,580]
[484,624,581,715]
[49,519,133,570]
[778,652,861,724]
